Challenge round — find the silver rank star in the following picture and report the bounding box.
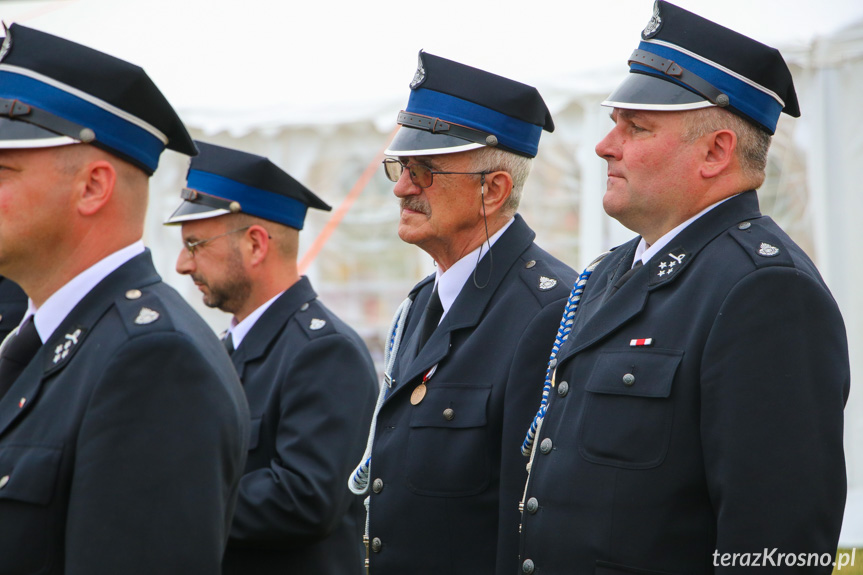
[53,328,82,364]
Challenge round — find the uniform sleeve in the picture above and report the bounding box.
[701,267,849,571]
[65,332,249,575]
[496,298,568,574]
[230,333,376,542]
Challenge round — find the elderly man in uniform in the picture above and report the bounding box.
[349,51,577,575]
[0,24,249,575]
[518,3,850,574]
[166,141,377,575]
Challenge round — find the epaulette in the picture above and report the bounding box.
[115,287,177,335]
[294,299,337,339]
[518,256,573,304]
[728,219,794,269]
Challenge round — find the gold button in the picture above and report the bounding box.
[125,289,142,300]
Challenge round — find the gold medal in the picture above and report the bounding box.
[410,383,427,405]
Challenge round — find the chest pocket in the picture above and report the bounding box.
[0,445,63,575]
[406,384,491,497]
[0,445,62,505]
[579,349,682,469]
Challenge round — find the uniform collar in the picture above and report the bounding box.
[633,194,739,268]
[227,289,285,349]
[434,217,514,321]
[29,241,145,342]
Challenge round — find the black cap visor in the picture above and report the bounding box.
[385,126,483,157]
[164,199,229,225]
[602,73,715,111]
[0,116,79,149]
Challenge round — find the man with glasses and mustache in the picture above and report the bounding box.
[166,141,377,575]
[349,51,577,575]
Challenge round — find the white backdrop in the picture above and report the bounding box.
[3,0,862,547]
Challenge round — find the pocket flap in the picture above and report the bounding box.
[409,385,490,429]
[0,445,62,505]
[585,349,683,398]
[248,417,262,450]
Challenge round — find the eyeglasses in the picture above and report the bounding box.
[183,226,251,257]
[382,158,488,189]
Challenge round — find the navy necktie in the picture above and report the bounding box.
[222,332,235,355]
[0,317,42,401]
[416,287,443,352]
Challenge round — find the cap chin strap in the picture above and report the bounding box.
[397,110,500,148]
[0,97,93,142]
[629,49,730,107]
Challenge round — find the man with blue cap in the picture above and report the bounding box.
[517,3,849,574]
[0,24,250,575]
[348,51,577,574]
[166,141,377,575]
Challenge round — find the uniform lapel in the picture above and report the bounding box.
[230,277,316,380]
[0,251,161,438]
[391,215,535,397]
[559,192,763,361]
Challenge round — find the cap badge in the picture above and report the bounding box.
[0,26,11,63]
[758,243,780,257]
[134,307,160,325]
[53,328,82,364]
[410,52,427,89]
[538,276,558,291]
[642,1,663,39]
[310,318,326,330]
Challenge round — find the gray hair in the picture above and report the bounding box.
[681,107,772,187]
[468,146,533,216]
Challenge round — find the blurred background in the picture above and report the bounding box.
[3,0,861,547]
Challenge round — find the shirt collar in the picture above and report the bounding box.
[435,217,514,320]
[27,241,146,342]
[227,289,284,349]
[634,194,738,268]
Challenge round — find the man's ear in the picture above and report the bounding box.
[701,129,737,179]
[480,170,513,216]
[77,160,117,216]
[245,224,271,267]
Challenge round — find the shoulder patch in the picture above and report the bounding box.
[519,256,573,304]
[295,301,337,339]
[729,221,794,269]
[115,289,176,335]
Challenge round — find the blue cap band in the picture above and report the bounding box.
[632,40,785,133]
[186,170,309,230]
[407,88,543,157]
[0,67,167,173]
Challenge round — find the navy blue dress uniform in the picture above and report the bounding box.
[0,25,249,574]
[518,3,849,574]
[350,52,578,574]
[165,142,378,575]
[0,277,27,341]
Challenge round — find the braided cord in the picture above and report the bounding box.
[349,296,413,495]
[521,253,609,457]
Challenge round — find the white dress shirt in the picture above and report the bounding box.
[225,289,285,349]
[434,217,515,322]
[632,195,738,268]
[25,241,146,343]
